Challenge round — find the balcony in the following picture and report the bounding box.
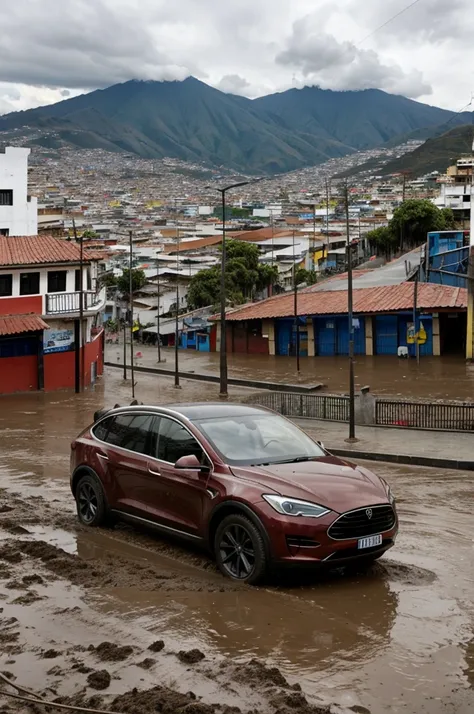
[45,288,106,315]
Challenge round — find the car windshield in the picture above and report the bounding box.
[194,413,325,466]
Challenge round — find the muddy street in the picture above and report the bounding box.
[0,374,473,714]
[107,344,474,401]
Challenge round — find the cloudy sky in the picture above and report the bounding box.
[0,0,472,115]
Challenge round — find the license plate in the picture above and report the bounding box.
[358,534,382,550]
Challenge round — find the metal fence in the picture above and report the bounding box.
[375,399,474,432]
[244,392,350,422]
[245,391,474,432]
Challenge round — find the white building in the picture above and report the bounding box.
[0,147,38,236]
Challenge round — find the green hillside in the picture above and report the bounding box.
[0,78,471,174]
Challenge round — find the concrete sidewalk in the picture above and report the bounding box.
[295,419,474,470]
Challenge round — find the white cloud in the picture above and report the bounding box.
[0,0,471,111]
[276,16,432,98]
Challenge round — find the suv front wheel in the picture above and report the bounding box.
[214,514,268,585]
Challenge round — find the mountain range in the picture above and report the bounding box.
[0,77,471,174]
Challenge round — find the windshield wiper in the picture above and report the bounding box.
[271,456,315,464]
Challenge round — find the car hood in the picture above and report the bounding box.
[230,456,388,514]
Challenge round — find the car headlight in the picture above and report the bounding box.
[262,494,330,518]
[381,478,396,505]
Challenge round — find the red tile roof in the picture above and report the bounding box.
[0,235,101,267]
[221,283,467,321]
[0,314,49,336]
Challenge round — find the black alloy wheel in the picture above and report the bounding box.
[219,524,256,578]
[78,482,98,524]
[75,474,107,527]
[214,514,267,584]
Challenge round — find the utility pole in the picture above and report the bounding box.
[399,171,409,253]
[129,231,135,399]
[174,211,180,388]
[344,184,356,442]
[312,201,316,272]
[72,219,83,393]
[156,256,162,363]
[325,179,330,261]
[413,276,420,364]
[292,230,300,374]
[467,132,474,360]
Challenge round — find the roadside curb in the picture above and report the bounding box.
[104,361,322,393]
[329,448,474,471]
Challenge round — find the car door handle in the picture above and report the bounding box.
[148,466,161,476]
[97,453,109,461]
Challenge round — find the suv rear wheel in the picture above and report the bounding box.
[214,514,268,585]
[76,474,107,527]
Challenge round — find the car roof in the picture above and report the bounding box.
[164,402,270,420]
[96,402,271,423]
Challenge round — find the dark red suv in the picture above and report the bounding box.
[70,402,398,584]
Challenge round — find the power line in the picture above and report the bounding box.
[357,0,424,46]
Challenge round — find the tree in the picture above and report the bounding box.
[294,268,317,286]
[117,269,146,299]
[368,200,457,258]
[99,272,118,289]
[390,199,453,251]
[81,230,99,240]
[187,240,280,309]
[366,226,398,258]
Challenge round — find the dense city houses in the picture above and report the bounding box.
[0,136,473,394]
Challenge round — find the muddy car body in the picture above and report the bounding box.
[70,403,398,583]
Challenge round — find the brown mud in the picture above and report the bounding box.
[0,374,473,714]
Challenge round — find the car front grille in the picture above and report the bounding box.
[328,505,396,540]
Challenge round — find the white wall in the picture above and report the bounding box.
[0,265,90,311]
[0,147,38,236]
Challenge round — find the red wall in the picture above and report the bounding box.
[0,356,38,393]
[44,330,104,392]
[0,296,42,316]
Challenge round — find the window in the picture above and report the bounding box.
[156,417,204,463]
[20,272,40,295]
[0,229,9,236]
[103,414,154,455]
[195,413,325,466]
[0,190,13,206]
[0,273,12,297]
[92,417,112,442]
[48,270,67,293]
[75,269,81,291]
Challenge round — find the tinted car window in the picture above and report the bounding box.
[157,418,204,463]
[92,417,112,442]
[105,414,154,455]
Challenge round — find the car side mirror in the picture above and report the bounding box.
[174,454,210,473]
[317,441,325,450]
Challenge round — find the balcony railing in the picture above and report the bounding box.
[46,288,106,315]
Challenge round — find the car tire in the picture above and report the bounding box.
[214,514,268,585]
[75,473,108,527]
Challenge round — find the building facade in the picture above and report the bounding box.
[214,283,467,358]
[0,235,105,394]
[0,147,38,236]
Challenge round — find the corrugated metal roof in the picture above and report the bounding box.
[221,283,467,321]
[0,314,50,336]
[0,235,101,267]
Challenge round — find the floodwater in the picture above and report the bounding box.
[0,373,473,714]
[108,344,474,401]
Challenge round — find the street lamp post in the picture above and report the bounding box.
[215,180,257,397]
[129,230,135,400]
[292,230,300,374]
[174,210,181,388]
[344,184,356,442]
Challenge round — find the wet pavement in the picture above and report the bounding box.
[0,372,473,713]
[107,344,474,401]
